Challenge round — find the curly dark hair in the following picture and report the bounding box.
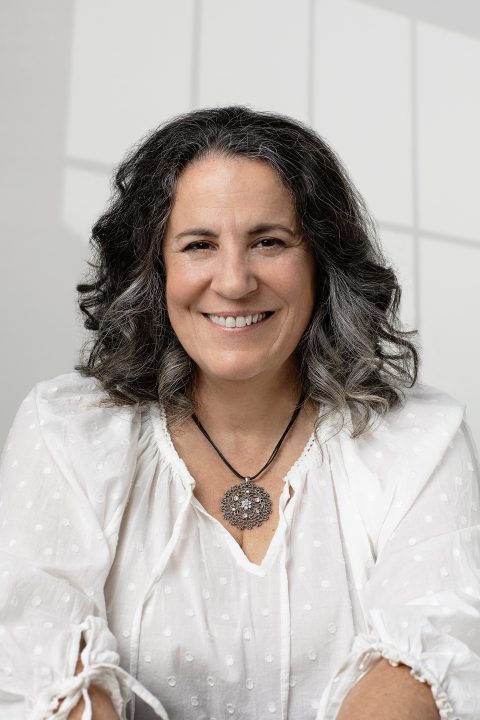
[76,105,420,438]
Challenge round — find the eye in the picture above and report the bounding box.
[182,241,214,252]
[255,237,286,249]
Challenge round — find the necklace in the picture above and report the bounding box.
[191,398,304,530]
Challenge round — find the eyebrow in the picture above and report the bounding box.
[174,223,296,240]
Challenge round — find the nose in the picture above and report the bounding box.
[210,243,258,299]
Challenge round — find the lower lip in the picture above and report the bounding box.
[203,313,274,333]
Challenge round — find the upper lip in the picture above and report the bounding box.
[203,311,273,318]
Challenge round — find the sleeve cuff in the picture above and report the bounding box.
[29,616,169,720]
[347,635,457,719]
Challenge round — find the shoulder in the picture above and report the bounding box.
[382,381,465,438]
[3,371,145,533]
[348,381,466,468]
[380,381,468,486]
[26,370,144,465]
[335,382,469,554]
[9,367,144,448]
[5,371,106,443]
[34,370,115,410]
[30,370,140,428]
[6,370,144,482]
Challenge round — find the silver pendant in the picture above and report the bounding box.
[220,477,273,529]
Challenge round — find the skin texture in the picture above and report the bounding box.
[66,684,117,720]
[162,151,319,451]
[66,155,438,718]
[336,658,440,720]
[162,154,439,717]
[163,153,316,393]
[163,153,319,565]
[66,640,117,720]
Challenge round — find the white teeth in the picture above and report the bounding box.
[208,312,269,328]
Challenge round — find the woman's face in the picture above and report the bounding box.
[162,154,316,386]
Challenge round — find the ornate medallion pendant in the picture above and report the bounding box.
[220,478,273,530]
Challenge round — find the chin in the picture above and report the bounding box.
[207,367,264,383]
[198,358,273,384]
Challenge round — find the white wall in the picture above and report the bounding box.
[1,0,479,445]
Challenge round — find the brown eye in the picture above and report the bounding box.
[183,241,214,251]
[256,237,285,248]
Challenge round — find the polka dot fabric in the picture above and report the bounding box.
[0,373,479,720]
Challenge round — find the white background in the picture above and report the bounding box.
[1,0,479,445]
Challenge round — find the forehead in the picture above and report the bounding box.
[168,154,296,224]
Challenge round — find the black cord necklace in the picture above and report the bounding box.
[191,397,304,530]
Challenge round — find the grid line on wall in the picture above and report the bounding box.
[307,0,316,127]
[62,158,480,253]
[190,0,202,110]
[379,221,480,251]
[66,156,113,175]
[411,17,421,332]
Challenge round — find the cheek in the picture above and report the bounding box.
[164,271,193,340]
[165,261,202,311]
[278,259,316,318]
[165,276,193,345]
[165,272,183,312]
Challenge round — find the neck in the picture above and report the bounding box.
[193,363,302,438]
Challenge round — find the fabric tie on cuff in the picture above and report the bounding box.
[30,661,170,720]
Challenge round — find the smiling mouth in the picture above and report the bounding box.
[203,311,274,328]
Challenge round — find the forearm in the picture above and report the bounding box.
[336,658,440,720]
[67,684,118,720]
[66,640,118,720]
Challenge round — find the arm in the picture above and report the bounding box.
[0,379,135,719]
[68,689,117,720]
[0,378,170,720]
[319,405,480,720]
[66,642,118,720]
[61,638,118,720]
[336,658,439,720]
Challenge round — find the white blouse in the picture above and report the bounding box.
[0,372,479,720]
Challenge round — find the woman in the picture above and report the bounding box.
[0,106,478,720]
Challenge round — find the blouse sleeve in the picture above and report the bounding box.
[318,398,480,720]
[0,374,169,720]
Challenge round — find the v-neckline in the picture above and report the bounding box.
[149,403,322,574]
